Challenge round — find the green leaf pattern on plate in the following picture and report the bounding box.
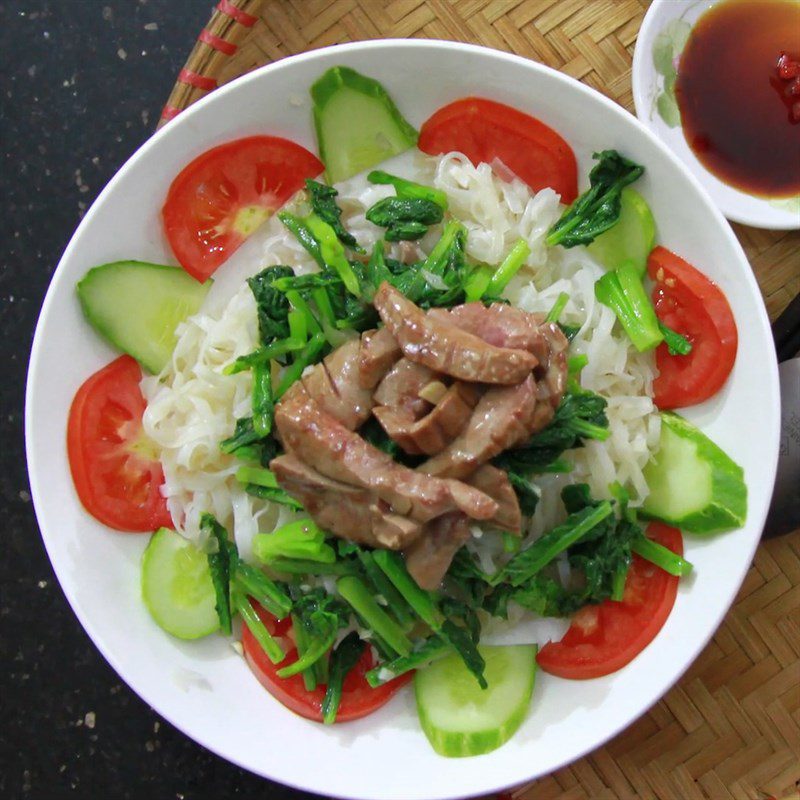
[769,196,800,214]
[652,19,692,128]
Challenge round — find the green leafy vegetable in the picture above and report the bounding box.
[247,266,294,345]
[253,519,336,564]
[279,587,350,679]
[658,320,693,356]
[632,533,693,576]
[372,550,486,687]
[220,416,279,466]
[365,637,449,687]
[322,632,365,724]
[277,212,324,268]
[337,575,413,657]
[200,513,237,635]
[546,151,644,248]
[506,471,540,516]
[235,466,303,510]
[275,332,328,398]
[356,549,416,628]
[235,591,286,664]
[495,499,614,587]
[493,385,609,476]
[251,362,274,438]
[225,337,305,376]
[595,263,663,352]
[545,291,570,323]
[306,178,362,252]
[367,170,448,208]
[487,238,530,296]
[233,561,292,619]
[366,196,444,241]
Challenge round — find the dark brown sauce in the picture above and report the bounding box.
[675,0,800,198]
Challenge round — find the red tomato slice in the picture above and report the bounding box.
[537,523,683,679]
[418,98,578,202]
[162,136,324,282]
[647,246,738,409]
[67,355,171,532]
[242,603,411,722]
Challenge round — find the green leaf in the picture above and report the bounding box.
[664,19,691,54]
[652,32,677,77]
[657,91,681,128]
[306,179,363,252]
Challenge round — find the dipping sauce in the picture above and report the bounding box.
[675,0,800,198]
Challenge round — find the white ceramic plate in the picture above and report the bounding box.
[632,0,800,230]
[26,41,780,800]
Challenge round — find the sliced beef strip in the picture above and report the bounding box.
[274,383,498,523]
[428,302,569,408]
[358,327,401,390]
[373,282,538,385]
[373,382,481,456]
[466,464,521,535]
[537,322,569,409]
[270,454,423,549]
[403,512,472,591]
[420,374,543,479]
[302,338,373,430]
[373,357,436,420]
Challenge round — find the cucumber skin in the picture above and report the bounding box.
[77,261,211,374]
[414,645,537,758]
[141,527,220,640]
[310,66,418,183]
[642,412,747,535]
[587,188,655,277]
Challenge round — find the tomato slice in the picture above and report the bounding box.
[242,603,411,722]
[537,523,683,679]
[418,98,578,202]
[162,136,324,282]
[67,355,171,532]
[647,247,738,409]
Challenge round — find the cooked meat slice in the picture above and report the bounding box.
[421,375,541,479]
[275,383,498,522]
[427,302,546,353]
[302,339,373,430]
[466,464,521,535]
[373,282,537,384]
[428,303,569,408]
[270,454,423,549]
[373,382,481,455]
[358,327,401,390]
[537,322,568,409]
[403,513,471,591]
[373,358,436,419]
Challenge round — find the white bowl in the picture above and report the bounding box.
[26,40,780,800]
[632,0,800,230]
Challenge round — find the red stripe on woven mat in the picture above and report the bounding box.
[160,105,181,122]
[178,68,218,91]
[216,0,258,27]
[199,29,238,55]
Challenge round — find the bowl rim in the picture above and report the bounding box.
[631,0,800,231]
[25,38,781,799]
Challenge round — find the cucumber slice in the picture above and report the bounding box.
[414,644,537,757]
[587,188,655,276]
[77,261,212,374]
[642,412,747,534]
[142,527,220,639]
[311,67,418,183]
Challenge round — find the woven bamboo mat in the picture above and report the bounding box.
[162,2,800,798]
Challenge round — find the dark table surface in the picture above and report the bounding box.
[1,3,320,798]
